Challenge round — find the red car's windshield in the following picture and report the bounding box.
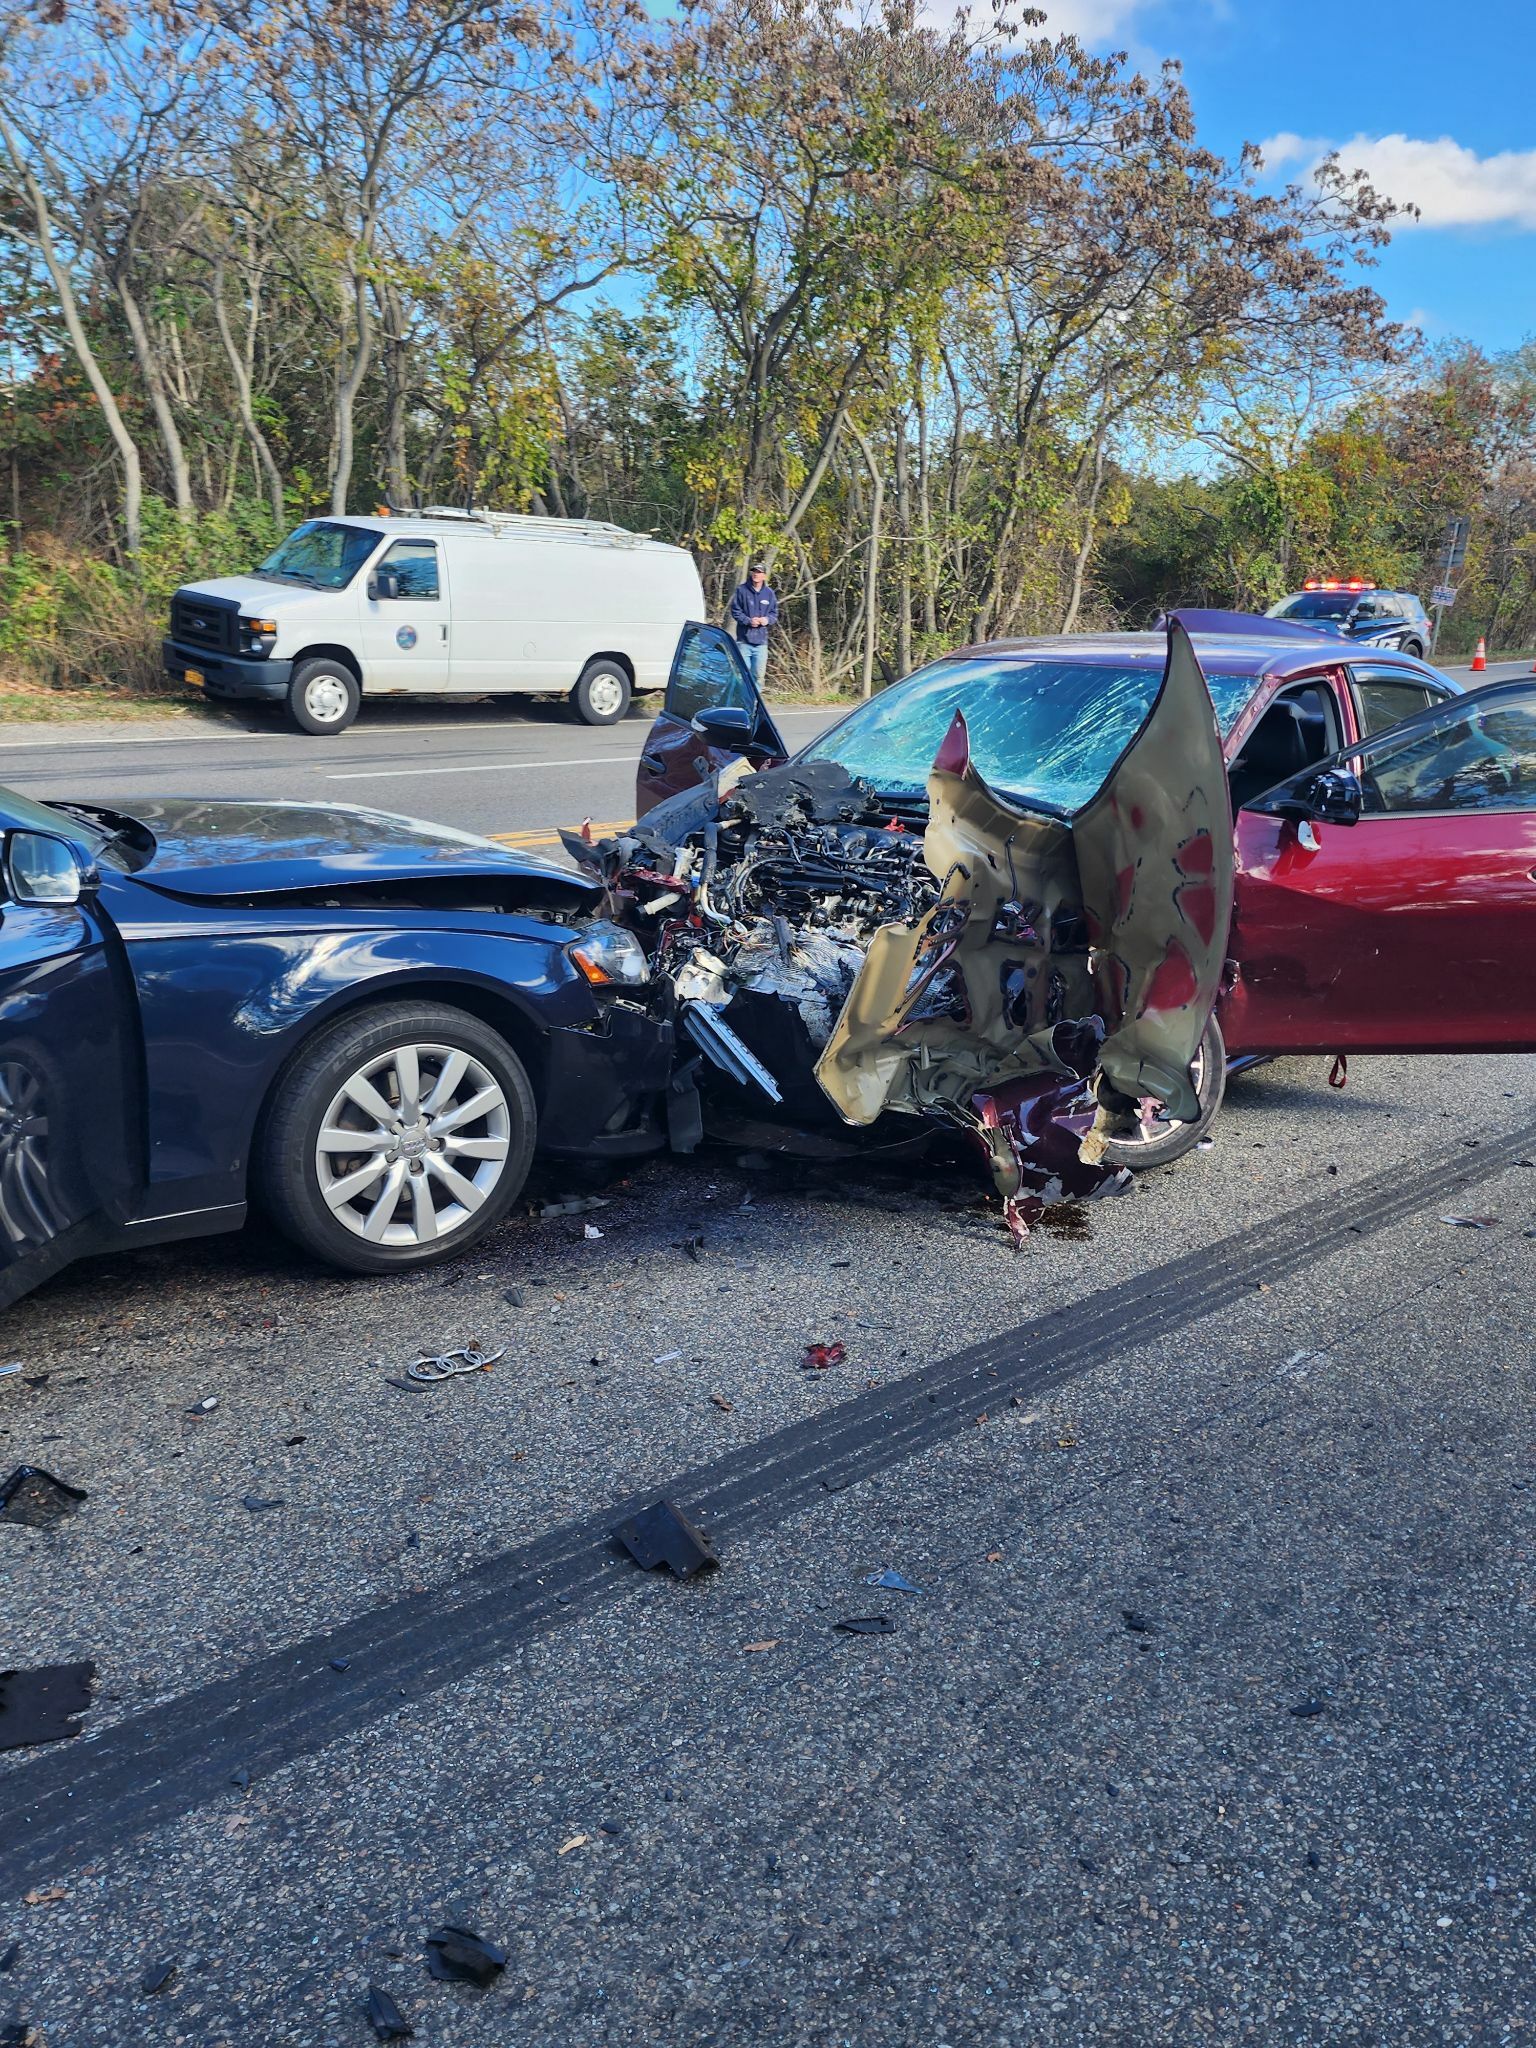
[797,658,1258,814]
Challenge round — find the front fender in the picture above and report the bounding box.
[118,911,594,1202]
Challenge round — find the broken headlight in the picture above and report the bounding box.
[568,921,650,989]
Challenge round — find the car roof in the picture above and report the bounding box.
[930,629,1357,684]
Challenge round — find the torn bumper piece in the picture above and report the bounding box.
[680,1001,783,1104]
[536,1005,675,1158]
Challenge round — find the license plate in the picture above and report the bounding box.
[184,667,204,686]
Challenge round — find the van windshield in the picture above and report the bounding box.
[255,522,379,590]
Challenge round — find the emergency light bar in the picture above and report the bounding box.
[1303,579,1375,591]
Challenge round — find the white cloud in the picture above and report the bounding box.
[1260,131,1536,231]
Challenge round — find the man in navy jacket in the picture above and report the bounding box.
[729,562,779,686]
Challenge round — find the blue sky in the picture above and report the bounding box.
[1036,0,1536,355]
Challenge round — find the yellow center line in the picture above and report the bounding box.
[490,819,632,848]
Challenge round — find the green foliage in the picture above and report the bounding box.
[0,498,285,694]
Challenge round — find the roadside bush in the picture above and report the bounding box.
[0,497,284,697]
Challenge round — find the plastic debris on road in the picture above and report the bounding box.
[611,1498,720,1578]
[139,1961,177,1997]
[834,1614,896,1635]
[364,1983,415,2040]
[387,1343,505,1390]
[1438,1214,1499,1229]
[422,1925,507,1987]
[0,1466,88,1530]
[0,1664,96,1752]
[864,1569,922,1593]
[583,1223,604,1239]
[802,1340,846,1371]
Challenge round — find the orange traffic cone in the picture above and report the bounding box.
[1471,637,1487,672]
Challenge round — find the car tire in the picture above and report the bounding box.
[571,659,631,725]
[287,658,361,735]
[1400,637,1425,659]
[257,1000,536,1274]
[1097,1014,1227,1172]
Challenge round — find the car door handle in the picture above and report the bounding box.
[640,752,665,775]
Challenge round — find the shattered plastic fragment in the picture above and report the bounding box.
[539,1196,610,1219]
[1438,1214,1499,1229]
[0,1467,87,1529]
[610,1498,719,1578]
[802,1341,846,1371]
[240,1494,284,1513]
[583,1223,605,1240]
[422,1925,507,1987]
[0,1663,96,1752]
[835,1615,896,1635]
[1121,1610,1156,1634]
[864,1569,922,1593]
[364,1983,414,2041]
[139,1961,177,1996]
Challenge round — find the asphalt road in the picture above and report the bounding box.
[0,699,848,855]
[2,1051,1534,2044]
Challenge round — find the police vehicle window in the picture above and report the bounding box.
[1352,671,1440,735]
[1360,690,1536,813]
[379,540,439,599]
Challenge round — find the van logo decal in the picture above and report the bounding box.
[396,625,418,650]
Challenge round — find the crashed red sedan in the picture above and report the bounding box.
[563,618,1536,1235]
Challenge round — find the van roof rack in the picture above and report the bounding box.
[406,506,649,547]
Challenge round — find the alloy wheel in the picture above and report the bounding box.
[314,1040,512,1246]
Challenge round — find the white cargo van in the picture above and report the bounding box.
[162,508,706,733]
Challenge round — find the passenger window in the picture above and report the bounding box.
[1352,671,1439,735]
[1228,682,1338,811]
[1360,688,1536,814]
[665,623,756,724]
[379,540,440,600]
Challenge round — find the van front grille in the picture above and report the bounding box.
[171,595,238,655]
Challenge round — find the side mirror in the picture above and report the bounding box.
[4,831,89,905]
[366,567,400,602]
[691,704,754,745]
[1276,767,1363,828]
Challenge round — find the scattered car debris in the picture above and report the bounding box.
[0,1362,22,1384]
[139,1960,177,1996]
[653,1350,683,1364]
[802,1341,846,1371]
[539,1196,610,1219]
[0,1663,96,1752]
[709,1393,734,1412]
[240,1494,285,1514]
[1289,1696,1326,1718]
[583,1223,605,1240]
[0,1466,88,1530]
[864,1569,922,1593]
[834,1615,897,1635]
[402,1343,504,1386]
[364,1983,414,2040]
[0,1941,18,1973]
[1121,1609,1156,1633]
[503,1287,524,1306]
[610,1498,720,1578]
[681,1234,705,1261]
[558,1833,589,1855]
[742,1639,780,1653]
[330,1657,351,1673]
[422,1925,506,1987]
[185,1396,219,1415]
[1437,1214,1499,1229]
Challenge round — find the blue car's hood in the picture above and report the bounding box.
[107,796,596,905]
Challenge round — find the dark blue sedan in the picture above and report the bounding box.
[0,786,673,1311]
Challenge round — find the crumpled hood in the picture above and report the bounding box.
[108,796,596,905]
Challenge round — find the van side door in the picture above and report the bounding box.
[359,538,451,691]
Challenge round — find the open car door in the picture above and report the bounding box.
[1226,678,1536,1054]
[635,622,788,818]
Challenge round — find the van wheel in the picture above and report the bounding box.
[571,660,631,725]
[1097,1015,1227,1171]
[288,658,360,735]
